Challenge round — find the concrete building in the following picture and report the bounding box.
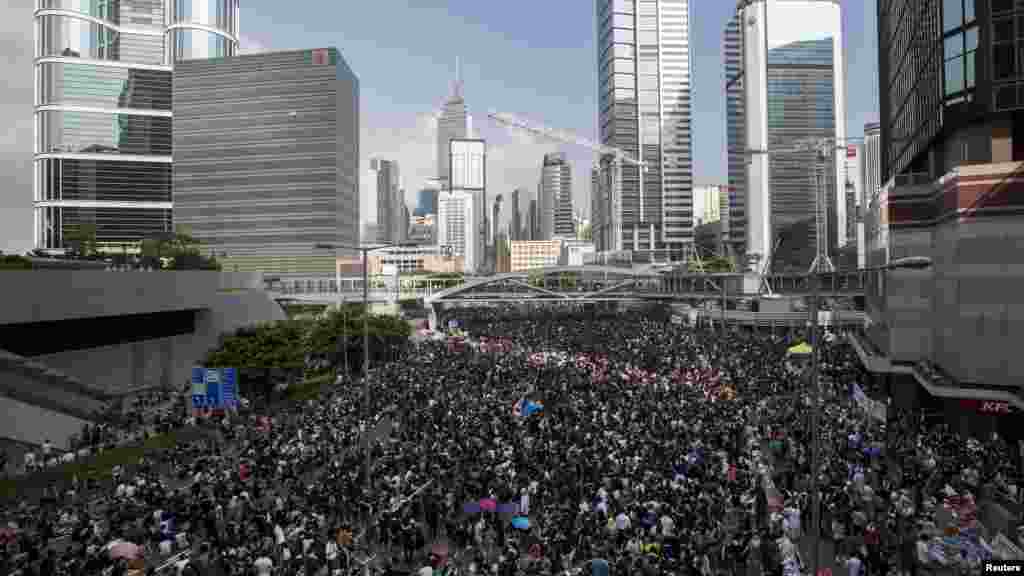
[540,153,574,240]
[510,188,524,241]
[843,144,862,269]
[854,0,1024,433]
[726,0,845,273]
[559,239,597,267]
[692,184,725,226]
[594,0,695,257]
[361,221,381,246]
[449,138,486,271]
[367,245,463,275]
[34,0,240,252]
[373,159,402,244]
[436,189,478,274]
[527,199,539,241]
[860,122,881,270]
[173,48,359,278]
[0,271,283,448]
[510,240,562,272]
[723,16,746,256]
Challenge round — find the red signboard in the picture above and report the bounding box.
[960,399,1013,414]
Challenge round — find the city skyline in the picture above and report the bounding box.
[0,0,880,254]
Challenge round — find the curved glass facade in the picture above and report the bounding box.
[33,0,238,250]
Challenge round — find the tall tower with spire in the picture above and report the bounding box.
[437,58,469,187]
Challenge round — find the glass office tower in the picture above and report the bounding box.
[594,0,695,258]
[33,0,239,251]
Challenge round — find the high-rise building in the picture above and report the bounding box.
[437,61,468,186]
[692,184,724,226]
[400,200,410,243]
[414,188,439,217]
[540,153,574,240]
[436,189,478,274]
[723,15,746,256]
[860,122,880,270]
[34,0,240,251]
[857,0,1024,399]
[173,48,358,277]
[590,166,602,245]
[511,188,524,242]
[527,199,538,241]
[843,144,862,269]
[373,159,402,244]
[448,138,486,272]
[727,0,845,273]
[594,0,694,257]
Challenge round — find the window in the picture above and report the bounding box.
[944,26,978,98]
[943,0,962,32]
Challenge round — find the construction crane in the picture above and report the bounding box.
[743,136,865,280]
[487,110,647,254]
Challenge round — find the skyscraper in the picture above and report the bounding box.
[594,0,694,257]
[437,60,468,186]
[436,189,477,273]
[373,159,402,244]
[527,199,538,241]
[173,48,359,277]
[727,0,845,272]
[448,138,486,273]
[510,188,524,242]
[723,15,746,256]
[34,0,239,251]
[540,153,574,240]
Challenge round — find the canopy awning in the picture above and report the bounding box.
[787,342,813,355]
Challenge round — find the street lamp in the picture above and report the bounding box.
[806,255,932,576]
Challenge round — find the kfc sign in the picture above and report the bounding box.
[960,399,1013,414]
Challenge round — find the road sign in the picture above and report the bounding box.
[191,367,238,409]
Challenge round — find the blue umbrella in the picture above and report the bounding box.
[511,516,530,530]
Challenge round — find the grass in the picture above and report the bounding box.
[0,426,215,503]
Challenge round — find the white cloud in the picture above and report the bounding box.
[0,1,36,254]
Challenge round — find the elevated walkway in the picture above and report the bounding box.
[0,395,90,451]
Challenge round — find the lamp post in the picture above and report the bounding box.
[315,241,412,508]
[806,255,932,576]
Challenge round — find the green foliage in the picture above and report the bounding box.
[559,272,578,289]
[140,228,220,270]
[63,223,98,257]
[579,223,592,241]
[687,256,735,274]
[204,320,308,370]
[284,373,336,403]
[0,252,33,270]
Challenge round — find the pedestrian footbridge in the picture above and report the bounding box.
[266,267,867,305]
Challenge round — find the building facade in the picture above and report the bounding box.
[527,199,538,241]
[594,0,695,256]
[510,188,524,241]
[843,144,862,269]
[861,0,1024,404]
[540,152,574,240]
[33,0,240,251]
[373,159,402,244]
[436,189,478,274]
[727,0,845,273]
[367,245,462,275]
[723,15,746,255]
[692,184,724,226]
[172,48,359,277]
[510,240,562,272]
[861,122,881,270]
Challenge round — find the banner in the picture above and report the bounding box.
[191,367,238,409]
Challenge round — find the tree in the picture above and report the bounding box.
[687,255,734,274]
[141,227,221,270]
[63,223,98,258]
[0,252,33,270]
[579,223,592,241]
[304,305,412,373]
[203,320,309,405]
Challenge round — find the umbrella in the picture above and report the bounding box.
[107,540,143,560]
[786,342,812,356]
[511,517,530,530]
[479,498,497,512]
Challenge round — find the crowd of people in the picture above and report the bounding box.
[0,305,1021,576]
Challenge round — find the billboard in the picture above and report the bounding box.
[191,367,238,409]
[449,139,486,190]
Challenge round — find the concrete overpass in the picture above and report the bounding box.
[0,270,285,449]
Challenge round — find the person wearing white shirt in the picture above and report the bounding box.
[843,553,863,576]
[253,554,273,575]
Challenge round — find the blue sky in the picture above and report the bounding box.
[0,0,881,253]
[237,0,880,225]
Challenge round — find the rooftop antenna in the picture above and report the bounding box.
[453,56,463,98]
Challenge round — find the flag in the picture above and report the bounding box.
[513,398,543,418]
